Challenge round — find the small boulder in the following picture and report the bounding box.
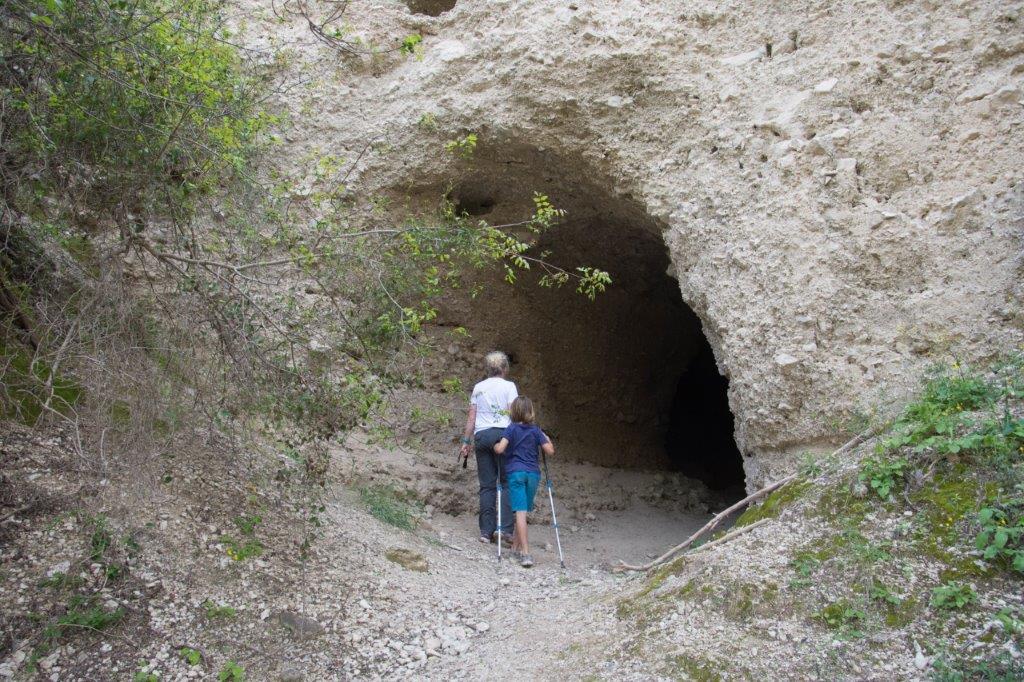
[385,548,429,573]
[275,611,324,641]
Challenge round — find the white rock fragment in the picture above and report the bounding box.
[721,48,765,66]
[602,95,634,109]
[774,353,799,366]
[813,78,838,93]
[836,158,857,173]
[432,39,468,63]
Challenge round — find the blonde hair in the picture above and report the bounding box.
[484,351,510,377]
[509,396,535,424]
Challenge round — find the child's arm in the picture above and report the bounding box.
[541,433,554,455]
[494,437,509,455]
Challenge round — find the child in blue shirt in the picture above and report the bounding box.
[493,396,554,568]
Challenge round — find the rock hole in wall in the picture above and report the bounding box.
[404,0,457,16]
[424,142,746,504]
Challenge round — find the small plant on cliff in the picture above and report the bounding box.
[445,132,478,158]
[815,600,865,637]
[975,493,1024,574]
[202,600,238,620]
[859,455,909,500]
[218,660,245,681]
[930,582,978,610]
[180,647,203,666]
[400,33,423,57]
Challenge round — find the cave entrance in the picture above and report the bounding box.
[430,145,747,499]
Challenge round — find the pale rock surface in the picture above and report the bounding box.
[233,0,1023,487]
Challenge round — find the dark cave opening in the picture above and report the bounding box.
[404,0,457,16]
[665,344,746,493]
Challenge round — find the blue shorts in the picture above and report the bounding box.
[507,471,541,512]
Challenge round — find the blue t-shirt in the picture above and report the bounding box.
[501,422,549,474]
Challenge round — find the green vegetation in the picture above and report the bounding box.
[734,479,810,527]
[931,652,1024,681]
[359,485,419,530]
[399,33,423,57]
[441,377,463,394]
[30,597,126,670]
[666,653,722,682]
[133,669,159,682]
[0,341,81,424]
[202,600,238,620]
[858,455,909,500]
[975,495,1024,573]
[607,359,1022,674]
[219,535,263,561]
[445,132,478,158]
[218,660,245,681]
[180,647,203,666]
[815,600,865,637]
[216,513,264,560]
[38,571,85,591]
[233,514,263,537]
[868,580,902,606]
[929,582,978,611]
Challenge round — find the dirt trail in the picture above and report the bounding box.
[324,433,726,679]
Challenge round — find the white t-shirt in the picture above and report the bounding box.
[470,377,518,433]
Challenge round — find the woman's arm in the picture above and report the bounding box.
[460,405,477,458]
[494,437,509,455]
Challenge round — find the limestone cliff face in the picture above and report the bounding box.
[240,0,1024,485]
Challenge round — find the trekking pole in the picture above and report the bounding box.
[495,453,503,562]
[541,451,565,569]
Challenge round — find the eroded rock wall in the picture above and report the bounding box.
[238,0,1024,486]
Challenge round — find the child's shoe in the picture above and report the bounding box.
[519,554,534,568]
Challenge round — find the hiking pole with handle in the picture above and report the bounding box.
[496,462,503,562]
[541,451,565,569]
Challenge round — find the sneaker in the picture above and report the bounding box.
[479,535,490,544]
[520,554,534,568]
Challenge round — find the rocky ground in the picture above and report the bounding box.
[0,418,727,680]
[3,407,1020,680]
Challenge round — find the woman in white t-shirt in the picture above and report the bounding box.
[459,351,517,543]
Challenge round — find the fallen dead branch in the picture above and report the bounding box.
[615,427,881,572]
[689,518,769,554]
[615,473,798,572]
